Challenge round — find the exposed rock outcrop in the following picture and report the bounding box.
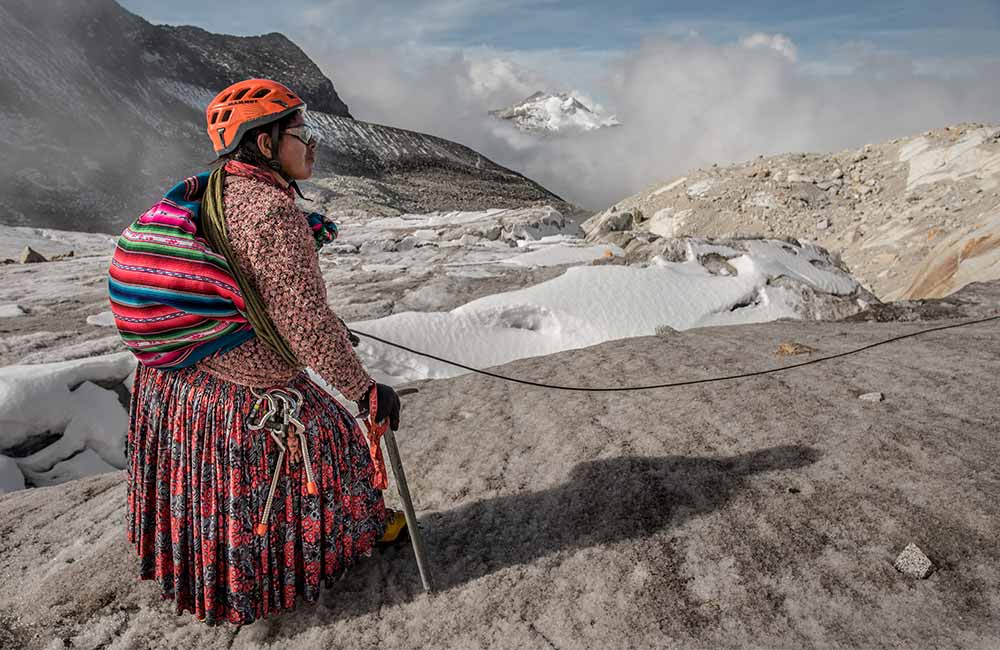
[583,124,1000,300]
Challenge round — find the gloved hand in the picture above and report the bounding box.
[356,382,401,431]
[307,212,339,250]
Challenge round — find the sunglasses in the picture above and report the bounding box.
[281,125,320,147]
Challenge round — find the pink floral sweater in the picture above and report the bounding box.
[196,174,373,401]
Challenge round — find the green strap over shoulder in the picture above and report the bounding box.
[201,166,301,368]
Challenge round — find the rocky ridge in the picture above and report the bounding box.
[0,0,573,233]
[583,123,1000,300]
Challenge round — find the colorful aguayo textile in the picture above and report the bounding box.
[126,363,388,624]
[108,163,339,370]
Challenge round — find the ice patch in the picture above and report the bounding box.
[446,269,500,279]
[500,244,623,267]
[652,177,687,197]
[86,311,115,327]
[749,192,778,209]
[900,129,1000,191]
[687,179,717,198]
[0,304,26,318]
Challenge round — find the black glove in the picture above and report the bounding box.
[356,382,400,431]
[339,317,360,347]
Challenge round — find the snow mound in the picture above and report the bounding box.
[354,238,868,385]
[0,354,135,488]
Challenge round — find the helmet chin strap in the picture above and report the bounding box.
[266,121,308,200]
[266,122,289,181]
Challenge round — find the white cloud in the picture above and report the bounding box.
[305,33,1000,211]
[740,32,798,62]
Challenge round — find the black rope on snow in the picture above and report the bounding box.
[351,314,999,393]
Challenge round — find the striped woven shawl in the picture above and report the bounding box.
[108,164,339,370]
[108,171,257,369]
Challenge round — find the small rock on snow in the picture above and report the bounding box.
[894,543,934,579]
[19,246,47,264]
[776,342,817,356]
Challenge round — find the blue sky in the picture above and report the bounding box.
[117,0,1000,208]
[120,0,1000,65]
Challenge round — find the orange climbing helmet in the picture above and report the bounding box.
[206,79,306,156]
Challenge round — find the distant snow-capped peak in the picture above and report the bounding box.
[490,91,621,134]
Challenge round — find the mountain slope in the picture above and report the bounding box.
[583,124,1000,300]
[0,0,570,233]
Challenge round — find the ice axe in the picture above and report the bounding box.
[377,386,434,593]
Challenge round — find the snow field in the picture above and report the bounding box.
[0,209,863,490]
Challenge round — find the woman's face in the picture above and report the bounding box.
[257,110,316,181]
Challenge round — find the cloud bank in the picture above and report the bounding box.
[304,33,1000,211]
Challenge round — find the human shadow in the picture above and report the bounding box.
[315,444,820,621]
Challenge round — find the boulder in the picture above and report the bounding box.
[605,210,636,232]
[19,247,47,264]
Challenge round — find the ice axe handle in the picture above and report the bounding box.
[382,387,433,592]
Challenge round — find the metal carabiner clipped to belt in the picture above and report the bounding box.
[249,386,317,537]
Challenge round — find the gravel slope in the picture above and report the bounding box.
[583,124,1000,301]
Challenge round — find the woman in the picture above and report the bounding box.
[110,78,404,625]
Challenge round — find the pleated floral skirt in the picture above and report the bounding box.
[125,363,387,625]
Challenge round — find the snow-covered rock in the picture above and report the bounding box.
[0,354,135,490]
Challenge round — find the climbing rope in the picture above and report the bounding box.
[351,314,999,392]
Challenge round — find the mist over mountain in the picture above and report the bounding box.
[0,0,568,234]
[490,91,621,135]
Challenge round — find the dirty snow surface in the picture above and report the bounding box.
[1,315,998,649]
[0,208,873,491]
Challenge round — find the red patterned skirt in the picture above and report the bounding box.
[125,363,387,625]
